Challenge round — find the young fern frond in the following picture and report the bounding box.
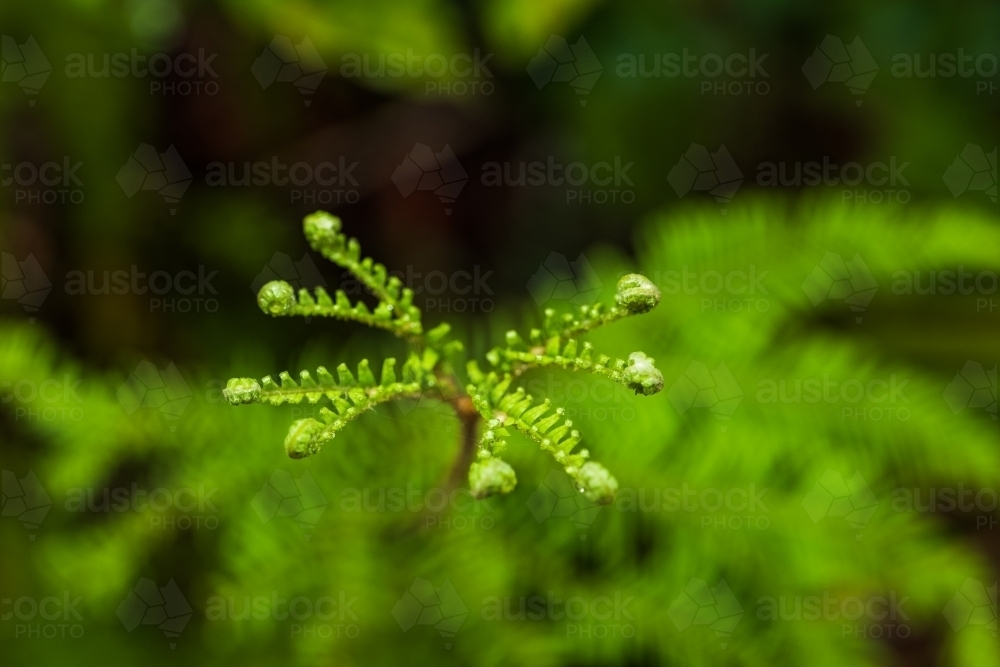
[302,211,423,336]
[225,211,663,506]
[484,334,665,396]
[224,356,425,406]
[281,383,423,459]
[256,282,422,339]
[536,273,661,341]
[225,357,425,458]
[482,273,664,393]
[468,377,618,504]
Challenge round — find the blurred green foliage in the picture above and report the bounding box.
[3,200,1000,666]
[1,0,998,665]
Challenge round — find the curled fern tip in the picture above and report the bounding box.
[224,377,261,405]
[303,211,342,247]
[257,280,296,315]
[623,351,664,395]
[468,457,517,499]
[284,418,327,459]
[570,462,619,505]
[615,273,661,314]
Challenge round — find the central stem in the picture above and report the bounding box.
[429,366,484,491]
[445,394,481,490]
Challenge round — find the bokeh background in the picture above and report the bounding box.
[1,1,998,665]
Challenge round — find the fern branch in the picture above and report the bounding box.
[281,381,422,459]
[224,356,426,457]
[256,281,422,340]
[227,212,662,502]
[482,332,665,395]
[468,375,618,503]
[301,211,423,330]
[224,355,425,405]
[536,273,661,340]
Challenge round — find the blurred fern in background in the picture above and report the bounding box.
[3,199,998,666]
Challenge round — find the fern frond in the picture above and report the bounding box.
[231,217,659,497]
[485,333,665,395]
[469,376,577,457]
[468,455,517,499]
[255,281,422,339]
[301,211,423,330]
[225,357,425,458]
[469,378,618,503]
[281,378,422,459]
[481,273,664,394]
[536,273,661,340]
[224,357,422,406]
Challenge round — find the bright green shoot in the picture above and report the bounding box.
[223,211,665,504]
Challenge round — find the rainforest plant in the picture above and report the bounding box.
[6,200,1000,667]
[222,211,665,503]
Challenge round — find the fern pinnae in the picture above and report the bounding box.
[380,358,397,386]
[301,211,425,333]
[489,334,665,396]
[256,282,422,340]
[228,211,662,503]
[540,273,662,340]
[285,376,424,457]
[223,358,423,407]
